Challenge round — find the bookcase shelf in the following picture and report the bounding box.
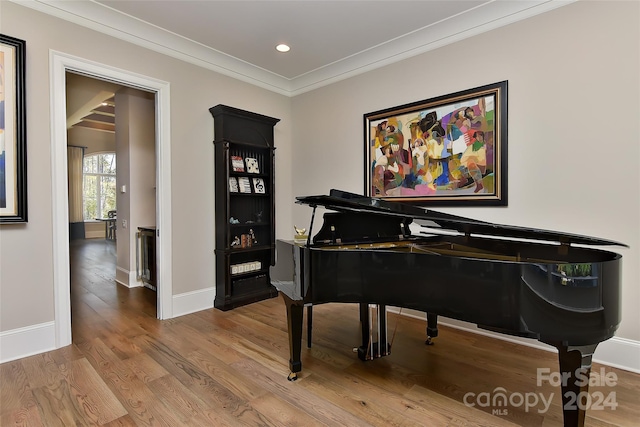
[210,104,280,310]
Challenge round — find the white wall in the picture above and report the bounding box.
[290,1,640,345]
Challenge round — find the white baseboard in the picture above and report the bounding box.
[392,309,640,374]
[113,267,144,288]
[172,287,215,317]
[129,269,143,288]
[115,266,130,286]
[593,337,640,373]
[0,322,56,363]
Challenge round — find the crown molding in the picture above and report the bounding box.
[288,0,576,96]
[17,0,575,97]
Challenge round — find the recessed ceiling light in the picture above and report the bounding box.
[276,44,290,53]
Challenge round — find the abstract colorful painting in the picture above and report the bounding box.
[0,34,27,222]
[364,81,507,206]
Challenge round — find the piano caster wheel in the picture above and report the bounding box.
[287,372,298,382]
[425,336,435,346]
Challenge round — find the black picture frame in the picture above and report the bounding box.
[364,81,507,206]
[0,34,27,223]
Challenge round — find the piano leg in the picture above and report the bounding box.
[358,303,371,360]
[426,313,438,345]
[282,294,304,381]
[357,303,390,361]
[306,304,313,348]
[548,342,598,427]
[379,304,388,357]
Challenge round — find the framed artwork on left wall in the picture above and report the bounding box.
[0,34,27,223]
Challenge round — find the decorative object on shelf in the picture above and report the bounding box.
[211,104,280,310]
[231,261,262,275]
[252,178,265,194]
[245,157,260,173]
[238,177,252,193]
[0,34,27,223]
[364,80,508,207]
[231,155,245,172]
[241,234,252,248]
[229,177,239,192]
[294,225,308,244]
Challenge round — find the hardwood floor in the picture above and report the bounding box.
[2,239,639,426]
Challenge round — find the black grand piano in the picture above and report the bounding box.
[270,189,625,427]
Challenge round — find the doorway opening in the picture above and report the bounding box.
[66,71,157,311]
[50,51,173,349]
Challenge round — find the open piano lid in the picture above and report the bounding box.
[296,189,627,248]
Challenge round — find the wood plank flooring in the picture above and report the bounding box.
[2,238,639,426]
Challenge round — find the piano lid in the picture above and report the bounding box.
[296,189,628,248]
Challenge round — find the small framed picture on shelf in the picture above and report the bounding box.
[228,177,239,193]
[253,178,266,194]
[238,177,252,193]
[231,155,245,172]
[245,157,260,174]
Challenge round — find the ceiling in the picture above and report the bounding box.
[26,0,574,96]
[66,72,120,133]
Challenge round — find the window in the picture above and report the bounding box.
[83,153,116,220]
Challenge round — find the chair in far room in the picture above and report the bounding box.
[107,210,117,240]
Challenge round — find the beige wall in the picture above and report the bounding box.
[291,1,640,341]
[0,1,638,354]
[114,87,157,285]
[0,1,292,332]
[68,127,115,154]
